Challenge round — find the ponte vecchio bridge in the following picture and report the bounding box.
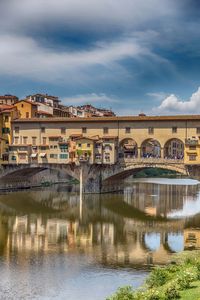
[1,114,200,192]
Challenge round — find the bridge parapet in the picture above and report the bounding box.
[119,157,184,165]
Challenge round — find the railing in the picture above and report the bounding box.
[118,157,184,164]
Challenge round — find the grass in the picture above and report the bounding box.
[180,281,200,299]
[107,251,200,300]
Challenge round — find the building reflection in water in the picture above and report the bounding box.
[0,179,200,268]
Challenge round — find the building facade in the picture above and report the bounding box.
[7,115,200,166]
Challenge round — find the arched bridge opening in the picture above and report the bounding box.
[103,165,188,184]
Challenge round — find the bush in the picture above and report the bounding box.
[146,267,171,288]
[143,289,161,300]
[164,284,180,299]
[176,270,195,290]
[106,286,136,300]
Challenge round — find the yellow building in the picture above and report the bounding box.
[14,100,38,119]
[0,105,19,163]
[8,114,200,166]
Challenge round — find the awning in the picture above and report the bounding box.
[39,153,46,158]
[30,153,38,158]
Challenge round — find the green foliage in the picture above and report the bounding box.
[164,283,180,299]
[146,267,171,287]
[176,270,195,290]
[107,253,200,300]
[133,168,178,178]
[106,286,135,300]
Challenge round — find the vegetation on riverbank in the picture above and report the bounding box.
[133,168,180,178]
[107,251,200,300]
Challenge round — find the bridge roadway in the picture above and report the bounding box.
[0,157,198,193]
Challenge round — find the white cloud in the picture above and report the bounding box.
[153,87,200,114]
[146,92,168,101]
[62,93,119,105]
[0,34,154,82]
[0,0,176,33]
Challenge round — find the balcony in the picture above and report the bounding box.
[185,138,198,146]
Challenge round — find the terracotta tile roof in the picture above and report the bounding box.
[37,110,53,115]
[12,115,200,123]
[15,100,39,106]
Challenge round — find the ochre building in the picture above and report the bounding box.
[8,115,200,166]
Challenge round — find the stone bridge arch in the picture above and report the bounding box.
[119,138,138,159]
[164,138,184,159]
[102,163,188,183]
[141,139,161,158]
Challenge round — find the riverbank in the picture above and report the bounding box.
[107,251,200,300]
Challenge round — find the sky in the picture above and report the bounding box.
[0,0,200,115]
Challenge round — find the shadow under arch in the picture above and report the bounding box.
[141,138,161,158]
[164,138,184,159]
[119,138,138,159]
[103,166,184,184]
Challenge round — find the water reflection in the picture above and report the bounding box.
[0,179,200,299]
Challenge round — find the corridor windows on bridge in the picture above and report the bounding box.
[103,127,109,134]
[61,127,66,134]
[125,127,131,134]
[148,127,154,135]
[14,126,19,134]
[164,139,184,160]
[119,138,138,159]
[141,139,161,158]
[172,127,177,133]
[41,127,45,133]
[82,127,87,134]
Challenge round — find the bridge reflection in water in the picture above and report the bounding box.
[0,179,200,268]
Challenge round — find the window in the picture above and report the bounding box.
[2,127,10,134]
[41,127,45,133]
[54,145,58,149]
[103,127,109,134]
[95,143,101,149]
[40,146,47,150]
[50,154,58,159]
[172,127,177,133]
[4,116,9,122]
[189,145,196,150]
[60,154,68,159]
[61,127,66,134]
[82,127,87,134]
[19,153,26,160]
[125,127,131,134]
[21,104,24,108]
[148,127,154,134]
[42,137,47,145]
[26,112,29,118]
[32,137,36,145]
[11,155,16,161]
[197,127,200,134]
[23,136,28,144]
[189,155,196,161]
[78,143,81,147]
[14,137,19,144]
[60,145,68,152]
[87,143,91,148]
[15,127,19,134]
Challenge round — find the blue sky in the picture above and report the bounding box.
[0,0,200,115]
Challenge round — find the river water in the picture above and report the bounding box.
[0,178,200,300]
